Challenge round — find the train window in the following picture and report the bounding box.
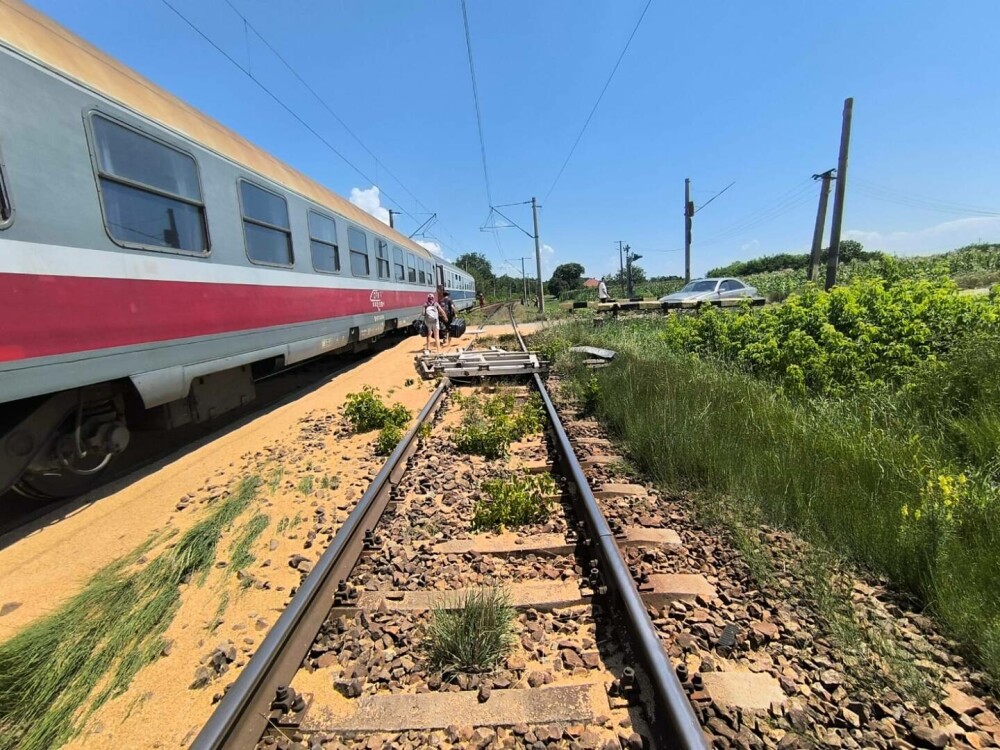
[418,260,426,285]
[406,254,416,283]
[348,227,370,276]
[308,211,340,273]
[375,239,391,279]
[91,115,207,253]
[239,180,292,265]
[392,246,405,281]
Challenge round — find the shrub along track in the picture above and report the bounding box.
[190,314,709,750]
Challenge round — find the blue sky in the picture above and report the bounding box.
[28,0,1000,279]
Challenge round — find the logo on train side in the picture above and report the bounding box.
[369,289,385,310]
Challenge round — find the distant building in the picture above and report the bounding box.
[583,278,600,289]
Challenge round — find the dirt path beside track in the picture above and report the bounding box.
[0,332,464,750]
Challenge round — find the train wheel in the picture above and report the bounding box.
[12,454,117,500]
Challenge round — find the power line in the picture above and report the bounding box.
[458,0,508,268]
[853,178,1000,217]
[697,179,815,246]
[543,0,654,203]
[220,0,431,218]
[694,181,735,214]
[158,0,468,257]
[460,0,493,208]
[157,0,415,219]
[217,2,468,257]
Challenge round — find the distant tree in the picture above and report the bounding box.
[454,252,495,296]
[707,240,881,277]
[454,252,494,280]
[604,265,646,288]
[547,263,586,296]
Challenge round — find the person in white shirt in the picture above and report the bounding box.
[423,294,447,352]
[598,279,610,303]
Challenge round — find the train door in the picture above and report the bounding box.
[435,263,445,296]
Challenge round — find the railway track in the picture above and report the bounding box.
[191,309,706,750]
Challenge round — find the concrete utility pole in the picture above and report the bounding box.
[807,169,835,282]
[617,240,625,296]
[532,197,544,313]
[826,97,854,291]
[684,178,693,283]
[520,257,528,306]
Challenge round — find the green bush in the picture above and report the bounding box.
[597,278,1000,398]
[473,472,556,531]
[453,389,543,459]
[343,387,412,432]
[374,424,404,456]
[537,302,1000,685]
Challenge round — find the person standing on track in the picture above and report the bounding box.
[440,291,457,346]
[477,292,485,308]
[598,278,610,303]
[423,293,446,352]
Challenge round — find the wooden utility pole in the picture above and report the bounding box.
[684,178,693,282]
[826,97,854,290]
[807,170,835,282]
[532,197,544,313]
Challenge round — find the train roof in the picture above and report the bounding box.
[0,0,446,264]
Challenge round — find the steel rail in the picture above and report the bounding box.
[508,307,707,749]
[191,379,449,750]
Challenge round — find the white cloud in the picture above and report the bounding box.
[415,239,444,258]
[349,185,390,225]
[741,239,760,253]
[845,216,1000,255]
[541,243,555,274]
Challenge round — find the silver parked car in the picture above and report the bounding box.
[658,277,759,304]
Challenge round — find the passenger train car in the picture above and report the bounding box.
[0,1,474,497]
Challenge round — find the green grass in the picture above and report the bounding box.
[297,475,314,496]
[473,472,556,532]
[541,317,1000,687]
[267,465,284,496]
[425,588,516,673]
[0,475,261,750]
[230,512,269,574]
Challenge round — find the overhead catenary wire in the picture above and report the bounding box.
[853,178,1000,217]
[542,0,655,204]
[220,0,467,255]
[458,0,509,268]
[696,179,816,246]
[158,0,465,256]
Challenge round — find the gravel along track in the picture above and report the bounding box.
[548,377,1000,750]
[254,384,661,750]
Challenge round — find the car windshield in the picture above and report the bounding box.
[680,280,718,292]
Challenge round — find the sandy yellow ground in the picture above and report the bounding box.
[0,326,530,750]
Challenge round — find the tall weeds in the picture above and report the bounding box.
[542,317,1000,685]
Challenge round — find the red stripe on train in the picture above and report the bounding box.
[0,273,426,363]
